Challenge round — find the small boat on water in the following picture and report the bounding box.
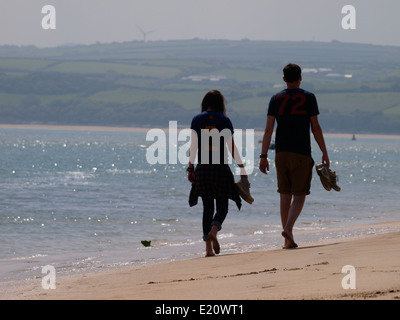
[269,141,275,150]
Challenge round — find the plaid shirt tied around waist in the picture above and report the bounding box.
[189,164,242,210]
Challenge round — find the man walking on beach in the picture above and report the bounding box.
[259,63,330,249]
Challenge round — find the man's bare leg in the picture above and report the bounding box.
[280,194,292,248]
[280,194,291,228]
[280,194,305,248]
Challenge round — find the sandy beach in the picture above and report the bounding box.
[2,221,400,300]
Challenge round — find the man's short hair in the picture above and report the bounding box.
[283,63,302,83]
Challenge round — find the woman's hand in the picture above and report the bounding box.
[187,167,195,183]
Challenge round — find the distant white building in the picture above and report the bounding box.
[181,75,227,82]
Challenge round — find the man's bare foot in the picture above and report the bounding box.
[282,238,297,249]
[281,230,298,249]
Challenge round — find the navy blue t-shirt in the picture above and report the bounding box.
[191,111,234,164]
[268,88,319,156]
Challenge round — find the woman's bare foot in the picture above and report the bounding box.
[205,240,215,257]
[208,225,220,255]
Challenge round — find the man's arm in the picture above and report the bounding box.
[310,115,330,167]
[259,115,275,174]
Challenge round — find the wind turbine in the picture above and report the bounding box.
[136,25,157,42]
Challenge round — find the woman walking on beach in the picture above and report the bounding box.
[187,90,249,257]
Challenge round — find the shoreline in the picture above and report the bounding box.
[0,123,400,139]
[0,123,151,133]
[2,221,400,300]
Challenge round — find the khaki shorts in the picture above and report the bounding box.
[275,152,314,195]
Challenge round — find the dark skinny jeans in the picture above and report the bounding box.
[201,196,228,241]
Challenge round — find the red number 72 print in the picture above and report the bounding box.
[276,93,307,116]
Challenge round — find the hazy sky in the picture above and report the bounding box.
[1,0,399,47]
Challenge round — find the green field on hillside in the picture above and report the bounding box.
[0,40,399,132]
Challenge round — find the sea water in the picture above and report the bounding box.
[0,127,399,283]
